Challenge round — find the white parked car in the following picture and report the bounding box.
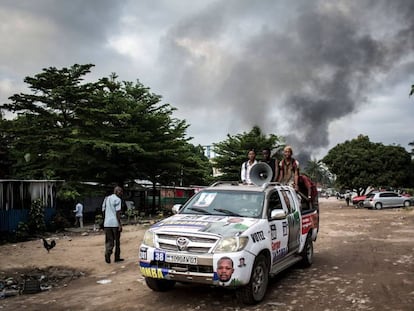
[364,191,412,210]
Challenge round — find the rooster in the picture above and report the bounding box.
[42,238,56,253]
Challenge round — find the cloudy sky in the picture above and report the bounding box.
[1,0,413,161]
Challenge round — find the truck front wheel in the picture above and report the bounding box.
[236,254,269,304]
[300,234,313,267]
[145,277,176,292]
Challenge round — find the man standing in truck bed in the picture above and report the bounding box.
[240,149,257,184]
[277,146,299,190]
[261,147,278,182]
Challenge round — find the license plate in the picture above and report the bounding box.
[166,254,198,264]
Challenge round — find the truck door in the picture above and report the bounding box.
[267,190,289,264]
[280,189,300,253]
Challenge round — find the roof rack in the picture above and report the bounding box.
[210,181,240,187]
[261,182,282,189]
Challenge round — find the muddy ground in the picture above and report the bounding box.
[1,198,413,311]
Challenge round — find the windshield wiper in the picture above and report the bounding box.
[188,207,212,214]
[213,208,241,216]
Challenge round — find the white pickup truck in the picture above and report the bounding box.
[139,180,319,304]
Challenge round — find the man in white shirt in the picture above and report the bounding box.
[73,202,83,228]
[240,149,257,184]
[102,186,124,263]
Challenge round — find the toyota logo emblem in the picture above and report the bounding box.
[176,237,190,251]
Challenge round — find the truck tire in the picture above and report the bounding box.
[145,277,176,292]
[236,254,269,305]
[300,234,313,268]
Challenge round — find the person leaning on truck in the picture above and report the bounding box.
[297,174,317,211]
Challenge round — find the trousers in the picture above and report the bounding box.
[104,227,121,260]
[75,216,83,228]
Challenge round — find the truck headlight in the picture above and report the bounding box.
[214,236,249,253]
[142,231,155,247]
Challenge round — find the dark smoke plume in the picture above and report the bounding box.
[157,0,414,163]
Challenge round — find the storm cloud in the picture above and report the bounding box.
[155,0,414,160]
[1,0,414,161]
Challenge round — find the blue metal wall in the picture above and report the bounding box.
[0,208,56,233]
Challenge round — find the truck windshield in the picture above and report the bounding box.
[180,190,265,218]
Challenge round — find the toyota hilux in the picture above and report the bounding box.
[139,179,319,304]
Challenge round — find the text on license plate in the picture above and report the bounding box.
[166,254,198,264]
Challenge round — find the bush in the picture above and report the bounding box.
[48,212,71,232]
[28,199,46,234]
[15,222,30,241]
[95,214,104,229]
[125,208,139,224]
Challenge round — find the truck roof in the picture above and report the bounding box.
[206,181,292,193]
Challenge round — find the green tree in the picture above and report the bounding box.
[409,141,414,156]
[0,113,10,178]
[71,73,193,187]
[323,135,411,195]
[407,142,414,189]
[303,158,334,187]
[178,144,213,186]
[2,64,96,180]
[213,126,284,181]
[0,64,211,194]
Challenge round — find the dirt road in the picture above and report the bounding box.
[1,199,413,311]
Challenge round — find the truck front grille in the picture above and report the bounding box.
[150,261,213,273]
[156,233,219,254]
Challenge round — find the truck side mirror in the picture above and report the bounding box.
[270,209,286,220]
[172,204,182,214]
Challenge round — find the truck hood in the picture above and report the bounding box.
[150,214,260,237]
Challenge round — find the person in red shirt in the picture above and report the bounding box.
[297,174,318,211]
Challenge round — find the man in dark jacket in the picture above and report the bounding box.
[261,147,279,182]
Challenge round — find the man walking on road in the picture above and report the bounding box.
[102,186,124,263]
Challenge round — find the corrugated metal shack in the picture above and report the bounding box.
[0,180,62,233]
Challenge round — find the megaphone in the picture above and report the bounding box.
[250,163,273,186]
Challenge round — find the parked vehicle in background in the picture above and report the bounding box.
[335,192,345,199]
[402,193,414,205]
[364,191,412,210]
[362,193,377,208]
[352,194,368,208]
[352,191,379,208]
